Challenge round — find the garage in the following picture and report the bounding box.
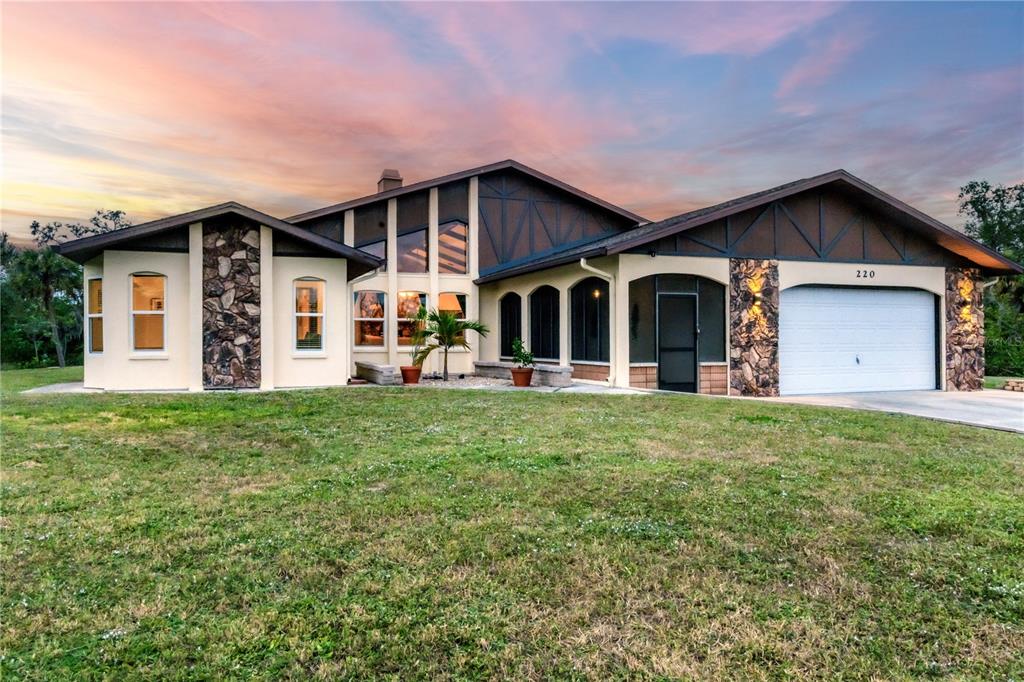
[779,286,938,395]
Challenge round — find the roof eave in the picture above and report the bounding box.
[287,159,648,226]
[53,203,384,269]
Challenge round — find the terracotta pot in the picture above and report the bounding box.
[510,367,534,387]
[400,366,422,384]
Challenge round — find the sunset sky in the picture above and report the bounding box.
[2,1,1022,241]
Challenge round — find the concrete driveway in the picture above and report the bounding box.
[773,389,1024,433]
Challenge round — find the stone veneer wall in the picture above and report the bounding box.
[729,258,779,396]
[202,222,261,388]
[945,267,984,391]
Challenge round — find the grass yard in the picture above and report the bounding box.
[984,376,1018,390]
[2,367,1023,679]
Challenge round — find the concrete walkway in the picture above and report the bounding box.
[770,389,1024,433]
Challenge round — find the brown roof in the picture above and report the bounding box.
[476,169,1022,283]
[53,202,384,270]
[286,159,649,225]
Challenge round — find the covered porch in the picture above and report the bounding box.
[476,254,732,394]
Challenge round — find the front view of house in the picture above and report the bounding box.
[56,160,1021,396]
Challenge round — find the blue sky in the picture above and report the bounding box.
[2,1,1022,240]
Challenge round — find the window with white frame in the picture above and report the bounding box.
[294,278,325,351]
[396,291,426,346]
[87,278,103,353]
[131,274,166,351]
[353,290,385,347]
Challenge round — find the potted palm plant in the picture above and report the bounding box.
[411,309,489,381]
[400,306,428,384]
[510,337,534,387]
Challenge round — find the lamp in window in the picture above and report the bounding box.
[438,292,464,316]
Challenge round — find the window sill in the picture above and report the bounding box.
[129,353,169,361]
[353,347,386,353]
[292,352,327,359]
[571,360,611,366]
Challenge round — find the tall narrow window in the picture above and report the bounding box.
[396,291,426,346]
[499,293,521,358]
[354,291,385,347]
[438,221,468,274]
[131,274,165,351]
[396,229,428,272]
[294,278,325,351]
[529,285,559,361]
[439,292,467,342]
[571,277,610,362]
[87,278,103,353]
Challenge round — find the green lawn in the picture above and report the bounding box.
[984,376,1019,390]
[3,367,1023,679]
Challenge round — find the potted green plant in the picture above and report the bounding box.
[510,337,534,387]
[411,309,489,381]
[400,306,428,384]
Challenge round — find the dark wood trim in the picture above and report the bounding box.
[286,159,648,226]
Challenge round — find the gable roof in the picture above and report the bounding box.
[476,169,1022,283]
[53,202,384,271]
[286,159,649,225]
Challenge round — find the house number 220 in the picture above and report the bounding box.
[856,270,876,279]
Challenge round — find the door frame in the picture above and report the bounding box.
[656,291,699,392]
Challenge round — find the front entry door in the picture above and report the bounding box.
[658,294,698,392]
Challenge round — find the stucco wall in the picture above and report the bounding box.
[272,256,349,388]
[86,250,191,390]
[82,258,106,389]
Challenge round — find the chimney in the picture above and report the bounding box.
[377,169,403,193]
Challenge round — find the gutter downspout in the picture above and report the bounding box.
[579,257,616,386]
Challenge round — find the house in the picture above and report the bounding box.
[55,160,1021,395]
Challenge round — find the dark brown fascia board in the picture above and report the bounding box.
[474,244,609,285]
[475,169,1022,283]
[286,159,649,226]
[54,202,384,268]
[602,170,1021,274]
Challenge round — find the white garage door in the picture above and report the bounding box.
[779,286,937,395]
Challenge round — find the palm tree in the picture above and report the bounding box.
[411,309,489,381]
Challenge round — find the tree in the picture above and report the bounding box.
[9,248,82,367]
[957,181,1024,376]
[1,208,130,368]
[411,308,489,381]
[958,181,1024,258]
[30,209,132,247]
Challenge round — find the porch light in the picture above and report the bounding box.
[592,288,601,299]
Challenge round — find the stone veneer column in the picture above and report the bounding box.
[202,221,261,388]
[945,267,984,391]
[729,258,779,396]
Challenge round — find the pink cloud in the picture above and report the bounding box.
[776,28,869,105]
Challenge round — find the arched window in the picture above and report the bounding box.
[571,277,609,362]
[499,293,522,358]
[294,278,325,351]
[131,273,165,351]
[353,291,385,347]
[529,285,559,361]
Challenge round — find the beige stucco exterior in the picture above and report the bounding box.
[83,250,191,390]
[271,255,350,388]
